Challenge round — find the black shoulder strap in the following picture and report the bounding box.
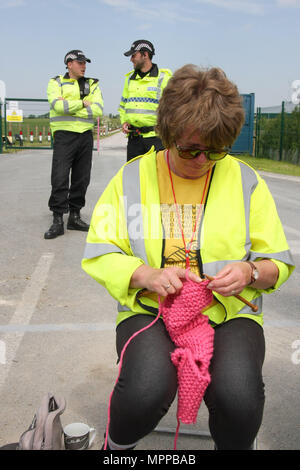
[78,77,90,98]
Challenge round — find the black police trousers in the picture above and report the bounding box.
[109,316,265,450]
[127,135,164,161]
[48,130,93,215]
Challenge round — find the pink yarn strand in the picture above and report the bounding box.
[104,306,162,450]
[104,268,213,451]
[174,417,181,450]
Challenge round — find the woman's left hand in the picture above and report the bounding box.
[206,262,251,297]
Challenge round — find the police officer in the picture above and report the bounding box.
[44,50,104,239]
[119,40,172,161]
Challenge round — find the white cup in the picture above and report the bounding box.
[63,422,96,450]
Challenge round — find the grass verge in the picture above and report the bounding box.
[236,154,300,177]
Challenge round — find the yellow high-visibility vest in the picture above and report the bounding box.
[118,65,172,138]
[82,149,295,327]
[47,74,104,135]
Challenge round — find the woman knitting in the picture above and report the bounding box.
[82,65,294,450]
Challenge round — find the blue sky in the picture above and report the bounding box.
[1,0,299,114]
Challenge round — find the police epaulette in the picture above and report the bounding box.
[87,77,99,84]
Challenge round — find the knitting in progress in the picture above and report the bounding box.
[160,274,215,448]
[104,273,214,450]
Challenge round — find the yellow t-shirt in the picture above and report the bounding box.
[142,151,217,313]
[156,150,210,276]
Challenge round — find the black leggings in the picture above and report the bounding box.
[108,315,265,450]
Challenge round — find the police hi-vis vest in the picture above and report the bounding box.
[47,74,104,134]
[118,65,172,138]
[82,149,295,327]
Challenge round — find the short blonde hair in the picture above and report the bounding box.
[156,64,245,149]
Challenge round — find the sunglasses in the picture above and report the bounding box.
[175,142,228,161]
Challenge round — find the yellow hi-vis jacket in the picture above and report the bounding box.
[118,64,172,138]
[47,73,104,135]
[82,149,295,327]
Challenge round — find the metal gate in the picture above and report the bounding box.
[1,98,52,152]
[231,93,255,155]
[255,101,300,164]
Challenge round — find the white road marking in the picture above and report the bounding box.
[0,253,54,389]
[260,171,300,183]
[274,194,300,206]
[0,323,115,333]
[283,225,300,238]
[0,300,16,306]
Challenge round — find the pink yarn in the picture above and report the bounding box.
[104,311,161,450]
[104,274,214,450]
[160,276,214,448]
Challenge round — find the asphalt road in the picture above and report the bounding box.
[0,132,299,450]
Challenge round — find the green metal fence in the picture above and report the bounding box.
[1,98,52,151]
[1,98,121,154]
[255,102,300,164]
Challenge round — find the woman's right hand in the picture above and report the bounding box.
[130,265,203,297]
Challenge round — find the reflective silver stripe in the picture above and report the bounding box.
[156,72,165,100]
[125,109,157,115]
[203,248,294,279]
[197,162,258,258]
[203,260,237,277]
[63,100,69,114]
[118,302,131,312]
[118,289,263,317]
[86,105,93,120]
[239,162,259,257]
[51,98,60,109]
[83,243,127,259]
[91,85,99,95]
[236,295,262,316]
[51,98,69,113]
[50,116,94,124]
[94,102,104,112]
[122,160,149,264]
[249,250,295,265]
[55,77,61,86]
[61,82,75,86]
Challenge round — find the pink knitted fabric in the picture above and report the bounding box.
[160,277,215,425]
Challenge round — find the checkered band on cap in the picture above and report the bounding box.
[124,40,155,56]
[64,50,91,64]
[135,42,152,52]
[65,53,77,61]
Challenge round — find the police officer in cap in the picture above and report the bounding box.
[44,49,104,239]
[119,40,172,161]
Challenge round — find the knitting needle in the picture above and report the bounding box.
[203,274,259,312]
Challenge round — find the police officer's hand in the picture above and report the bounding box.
[83,100,92,107]
[122,122,130,134]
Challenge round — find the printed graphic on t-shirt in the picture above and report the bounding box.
[161,203,203,272]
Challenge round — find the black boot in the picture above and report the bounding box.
[67,210,89,232]
[44,213,64,239]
